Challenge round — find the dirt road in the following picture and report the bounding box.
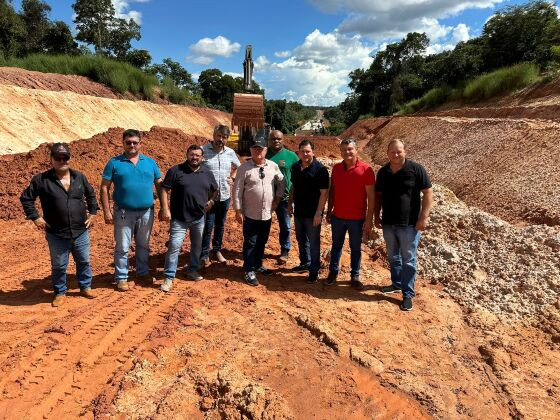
[0,127,558,418]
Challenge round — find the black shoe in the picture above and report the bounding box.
[279,250,289,263]
[244,271,259,286]
[400,297,413,311]
[306,272,318,284]
[256,266,274,276]
[291,264,309,274]
[324,271,337,286]
[350,276,364,291]
[381,284,401,294]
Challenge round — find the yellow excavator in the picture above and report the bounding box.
[231,45,266,154]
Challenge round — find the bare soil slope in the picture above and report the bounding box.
[0,84,229,155]
[344,116,560,226]
[0,67,119,99]
[0,127,558,419]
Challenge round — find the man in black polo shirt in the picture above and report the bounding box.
[374,139,433,311]
[159,145,218,291]
[288,139,330,283]
[20,143,98,307]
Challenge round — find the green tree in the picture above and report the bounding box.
[148,58,195,90]
[44,21,79,55]
[73,0,114,54]
[124,49,151,69]
[20,0,51,54]
[0,0,26,57]
[482,0,560,68]
[107,17,140,59]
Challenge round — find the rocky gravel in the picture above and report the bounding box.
[416,185,560,329]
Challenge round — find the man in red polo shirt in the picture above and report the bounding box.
[326,138,375,289]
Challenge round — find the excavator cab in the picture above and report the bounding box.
[232,45,266,155]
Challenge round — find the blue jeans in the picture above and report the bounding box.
[275,200,291,252]
[46,231,92,296]
[114,207,154,281]
[164,217,205,278]
[294,216,321,276]
[382,225,421,298]
[242,217,272,272]
[201,198,230,259]
[329,215,364,277]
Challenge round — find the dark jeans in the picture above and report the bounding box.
[242,217,272,272]
[275,200,291,252]
[46,231,92,296]
[382,225,421,298]
[329,215,364,277]
[201,198,230,259]
[294,216,321,276]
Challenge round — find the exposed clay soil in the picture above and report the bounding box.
[0,67,120,99]
[0,126,558,419]
[344,115,560,226]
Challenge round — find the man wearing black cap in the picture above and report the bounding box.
[232,132,286,286]
[20,143,98,307]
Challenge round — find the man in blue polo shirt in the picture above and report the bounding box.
[100,129,163,291]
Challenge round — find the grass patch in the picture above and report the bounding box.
[398,62,542,114]
[159,76,205,106]
[0,54,159,100]
[462,62,541,102]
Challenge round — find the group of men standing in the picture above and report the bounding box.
[20,124,432,312]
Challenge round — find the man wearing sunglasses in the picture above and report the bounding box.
[20,143,98,307]
[100,129,163,291]
[232,132,286,286]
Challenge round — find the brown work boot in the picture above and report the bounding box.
[80,289,95,299]
[52,295,66,307]
[117,280,129,291]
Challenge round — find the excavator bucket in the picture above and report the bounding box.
[232,93,265,154]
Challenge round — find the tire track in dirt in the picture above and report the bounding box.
[0,281,189,419]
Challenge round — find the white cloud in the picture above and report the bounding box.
[188,36,241,65]
[425,43,455,55]
[260,29,374,105]
[112,0,148,24]
[452,23,470,43]
[274,50,291,58]
[254,55,270,71]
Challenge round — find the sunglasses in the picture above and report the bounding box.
[125,141,140,146]
[271,137,282,141]
[259,167,265,179]
[53,156,69,162]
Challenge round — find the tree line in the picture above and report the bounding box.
[325,0,560,134]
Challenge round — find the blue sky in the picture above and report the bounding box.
[12,0,550,105]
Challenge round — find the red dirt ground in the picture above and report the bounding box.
[0,127,558,418]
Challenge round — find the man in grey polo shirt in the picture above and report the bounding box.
[233,132,286,286]
[201,124,241,266]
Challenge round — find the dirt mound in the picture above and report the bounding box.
[0,84,229,154]
[283,135,341,157]
[345,116,560,226]
[417,185,560,329]
[0,66,119,99]
[0,126,208,220]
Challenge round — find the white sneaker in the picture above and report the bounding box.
[160,278,173,292]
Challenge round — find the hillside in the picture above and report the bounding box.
[0,68,558,418]
[0,67,229,155]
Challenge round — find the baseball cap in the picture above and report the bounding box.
[250,130,267,149]
[50,142,70,157]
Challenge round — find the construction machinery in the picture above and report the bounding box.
[232,45,266,154]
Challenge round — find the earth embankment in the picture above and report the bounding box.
[0,83,229,154]
[344,115,560,226]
